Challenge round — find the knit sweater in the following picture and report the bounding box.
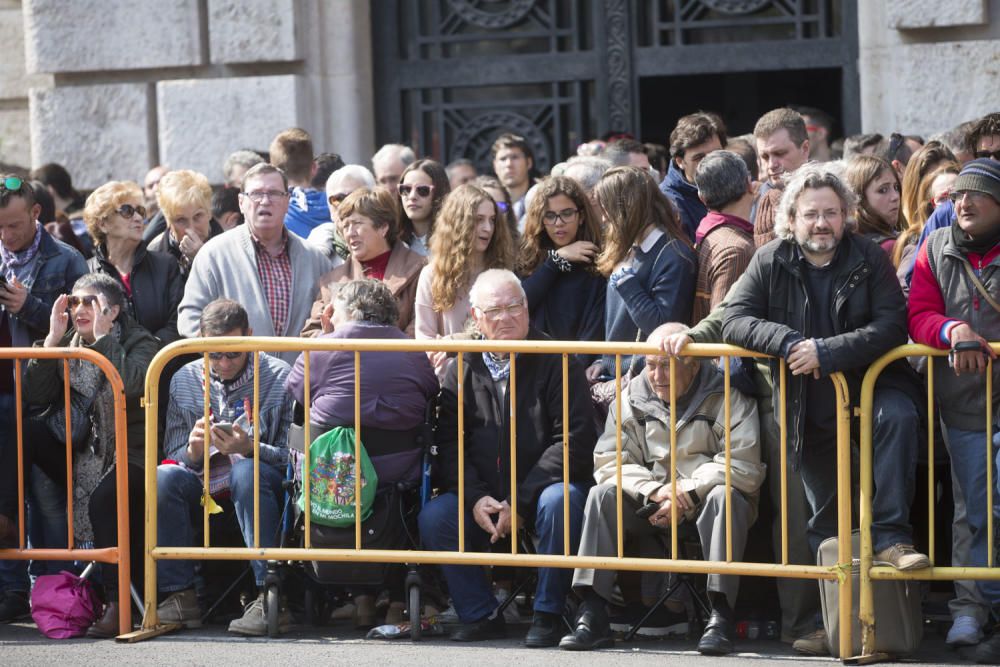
[693,212,755,324]
[177,224,334,364]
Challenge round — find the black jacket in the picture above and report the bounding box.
[436,328,597,522]
[146,217,225,281]
[722,233,921,459]
[87,241,183,346]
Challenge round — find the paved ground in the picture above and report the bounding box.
[0,619,981,666]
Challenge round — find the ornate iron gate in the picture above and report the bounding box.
[371,0,859,171]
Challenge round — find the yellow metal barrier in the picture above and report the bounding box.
[0,347,131,637]
[858,343,1000,659]
[138,336,854,656]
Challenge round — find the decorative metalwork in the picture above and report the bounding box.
[449,110,552,173]
[447,0,537,29]
[699,0,770,14]
[604,0,633,132]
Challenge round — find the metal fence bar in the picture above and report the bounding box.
[615,353,623,559]
[303,351,312,549]
[202,355,211,548]
[669,356,678,558]
[723,355,732,562]
[63,358,73,550]
[457,352,465,553]
[779,358,788,565]
[354,350,362,551]
[253,351,261,549]
[509,352,518,553]
[14,359,24,550]
[562,353,570,556]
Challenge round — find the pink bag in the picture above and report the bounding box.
[30,571,102,639]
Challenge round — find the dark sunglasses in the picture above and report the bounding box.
[67,295,99,309]
[398,184,433,198]
[116,204,147,219]
[974,149,1000,161]
[207,351,243,360]
[328,192,350,205]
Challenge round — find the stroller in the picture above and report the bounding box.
[271,401,436,640]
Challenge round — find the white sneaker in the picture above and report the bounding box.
[946,615,983,646]
[495,588,522,625]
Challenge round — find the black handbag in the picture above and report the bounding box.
[41,381,101,451]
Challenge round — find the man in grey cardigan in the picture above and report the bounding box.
[177,163,333,364]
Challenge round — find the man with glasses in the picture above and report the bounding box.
[178,163,333,364]
[908,158,1000,662]
[155,298,294,636]
[0,174,87,622]
[723,164,929,656]
[419,269,596,647]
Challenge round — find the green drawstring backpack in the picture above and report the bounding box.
[298,426,378,527]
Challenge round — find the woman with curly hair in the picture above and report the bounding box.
[844,155,903,257]
[518,176,605,363]
[591,166,696,380]
[398,159,450,256]
[414,184,515,375]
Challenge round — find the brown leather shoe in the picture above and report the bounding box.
[87,602,121,639]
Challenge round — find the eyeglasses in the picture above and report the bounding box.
[797,210,843,224]
[495,201,510,214]
[950,190,991,204]
[207,351,243,360]
[67,295,99,309]
[477,301,525,321]
[542,208,579,226]
[242,190,289,204]
[328,192,351,205]
[886,132,905,162]
[116,204,147,219]
[398,184,433,198]
[974,149,1000,161]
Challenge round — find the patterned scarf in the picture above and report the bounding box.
[0,222,42,280]
[482,351,511,381]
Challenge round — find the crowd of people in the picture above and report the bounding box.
[0,108,998,661]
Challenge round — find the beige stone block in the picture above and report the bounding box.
[0,107,32,169]
[0,8,51,100]
[29,83,150,189]
[208,0,297,64]
[860,40,1000,137]
[24,0,202,73]
[157,76,301,182]
[886,0,987,29]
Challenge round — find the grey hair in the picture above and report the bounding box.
[774,163,859,242]
[327,164,375,191]
[222,150,264,185]
[694,150,749,211]
[333,279,399,327]
[72,272,126,311]
[469,269,526,309]
[372,143,415,168]
[563,156,613,192]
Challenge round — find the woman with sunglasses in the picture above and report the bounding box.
[518,176,605,364]
[21,273,158,637]
[845,156,904,258]
[84,181,183,346]
[398,159,450,256]
[414,184,515,376]
[591,166,696,383]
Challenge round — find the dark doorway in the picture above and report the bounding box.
[638,67,844,146]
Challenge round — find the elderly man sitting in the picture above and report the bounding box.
[418,269,597,647]
[561,323,765,655]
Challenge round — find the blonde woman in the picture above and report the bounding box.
[414,184,515,374]
[148,170,224,280]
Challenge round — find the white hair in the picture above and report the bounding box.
[563,156,613,192]
[327,164,375,191]
[372,143,416,168]
[469,269,526,309]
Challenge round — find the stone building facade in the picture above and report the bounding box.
[0,0,996,188]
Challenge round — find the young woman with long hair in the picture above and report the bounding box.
[591,165,697,379]
[845,155,903,257]
[398,159,450,256]
[414,184,515,374]
[518,176,605,362]
[893,160,960,273]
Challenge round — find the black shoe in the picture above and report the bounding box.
[0,591,30,623]
[976,631,1000,664]
[525,611,563,648]
[697,610,735,656]
[450,612,506,642]
[559,608,614,651]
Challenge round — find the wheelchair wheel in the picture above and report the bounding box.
[266,583,280,638]
[408,584,421,641]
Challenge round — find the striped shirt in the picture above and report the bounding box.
[252,232,293,335]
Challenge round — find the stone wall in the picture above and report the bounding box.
[0,0,50,169]
[859,0,1000,137]
[20,0,374,188]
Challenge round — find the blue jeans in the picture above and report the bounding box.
[418,482,587,622]
[800,387,918,557]
[156,459,285,590]
[945,425,1000,606]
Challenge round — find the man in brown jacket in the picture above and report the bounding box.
[691,151,756,324]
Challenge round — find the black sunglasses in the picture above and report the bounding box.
[207,351,243,360]
[399,184,433,198]
[116,204,147,219]
[67,295,99,309]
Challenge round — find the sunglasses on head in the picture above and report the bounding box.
[398,184,433,198]
[67,295,99,309]
[0,176,23,192]
[207,351,243,360]
[116,204,147,219]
